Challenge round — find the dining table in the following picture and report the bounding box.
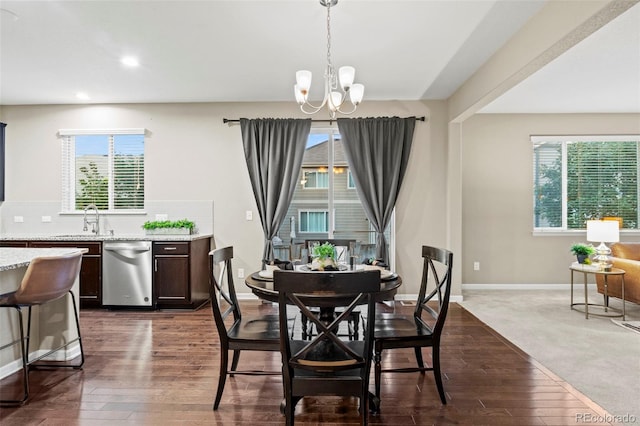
[245,265,402,342]
[245,266,402,308]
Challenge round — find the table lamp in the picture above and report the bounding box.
[586,220,620,271]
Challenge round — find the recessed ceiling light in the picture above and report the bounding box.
[121,56,139,67]
[76,92,90,101]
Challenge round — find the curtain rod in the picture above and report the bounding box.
[223,116,426,125]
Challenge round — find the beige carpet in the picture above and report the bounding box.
[460,289,640,425]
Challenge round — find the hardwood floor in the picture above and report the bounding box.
[0,302,614,425]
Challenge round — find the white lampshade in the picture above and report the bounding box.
[329,91,342,110]
[586,220,620,243]
[294,85,307,104]
[295,70,312,92]
[349,83,364,105]
[338,66,355,89]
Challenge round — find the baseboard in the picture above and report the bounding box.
[0,343,82,380]
[463,283,596,291]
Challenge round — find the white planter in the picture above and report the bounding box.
[145,228,192,235]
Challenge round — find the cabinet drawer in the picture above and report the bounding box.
[30,241,102,255]
[153,242,190,255]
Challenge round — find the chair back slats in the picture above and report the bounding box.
[209,247,241,335]
[14,252,83,305]
[274,270,380,373]
[304,239,356,263]
[415,245,453,336]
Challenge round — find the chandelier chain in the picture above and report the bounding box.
[326,2,334,82]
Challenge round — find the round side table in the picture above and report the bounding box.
[570,263,625,320]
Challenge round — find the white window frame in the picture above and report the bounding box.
[302,170,329,189]
[59,128,146,213]
[347,170,356,189]
[298,209,330,233]
[532,134,640,234]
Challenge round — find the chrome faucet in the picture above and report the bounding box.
[83,204,100,235]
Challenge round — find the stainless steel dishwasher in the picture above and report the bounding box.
[103,241,153,307]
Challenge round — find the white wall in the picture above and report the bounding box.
[0,100,446,297]
[461,113,640,285]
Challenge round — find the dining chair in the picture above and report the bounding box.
[274,269,380,426]
[208,246,292,410]
[304,239,356,264]
[301,239,360,339]
[373,245,453,408]
[0,251,85,406]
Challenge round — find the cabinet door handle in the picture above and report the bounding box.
[163,247,177,251]
[154,259,157,272]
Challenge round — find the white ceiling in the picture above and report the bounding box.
[1,0,638,113]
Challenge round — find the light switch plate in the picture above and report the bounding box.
[245,210,253,221]
[14,216,24,223]
[42,216,52,222]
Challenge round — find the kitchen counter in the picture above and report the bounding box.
[0,233,213,243]
[0,247,89,271]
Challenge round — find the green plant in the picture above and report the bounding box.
[311,242,336,260]
[142,219,195,230]
[570,243,595,256]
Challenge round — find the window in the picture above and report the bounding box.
[532,135,639,230]
[278,128,392,266]
[347,170,356,189]
[302,170,328,189]
[299,210,329,233]
[61,129,145,212]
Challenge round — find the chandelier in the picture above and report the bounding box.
[294,0,364,119]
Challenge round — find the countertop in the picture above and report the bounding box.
[0,233,213,242]
[0,247,89,272]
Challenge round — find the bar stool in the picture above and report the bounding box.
[0,251,85,405]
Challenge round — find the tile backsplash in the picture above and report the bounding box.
[0,200,214,236]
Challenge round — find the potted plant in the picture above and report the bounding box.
[310,242,337,271]
[142,219,195,235]
[570,243,595,264]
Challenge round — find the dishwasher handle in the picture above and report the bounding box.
[105,246,151,253]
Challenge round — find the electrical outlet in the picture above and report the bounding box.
[155,214,168,221]
[14,216,24,223]
[245,210,253,221]
[473,261,480,271]
[42,216,52,222]
[238,268,245,278]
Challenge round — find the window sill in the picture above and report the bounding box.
[59,210,147,216]
[533,229,640,237]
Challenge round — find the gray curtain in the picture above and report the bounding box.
[241,118,311,263]
[337,117,416,264]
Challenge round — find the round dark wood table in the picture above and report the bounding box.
[245,269,402,307]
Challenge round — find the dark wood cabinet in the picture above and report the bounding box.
[0,241,28,248]
[29,241,103,308]
[153,238,210,309]
[2,236,211,310]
